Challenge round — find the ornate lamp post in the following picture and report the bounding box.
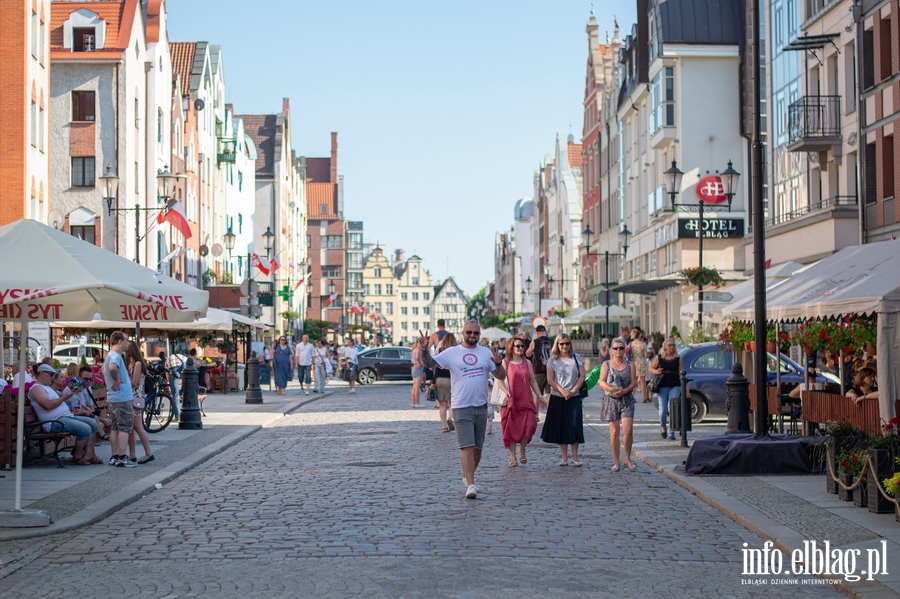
[580,225,630,338]
[103,165,177,264]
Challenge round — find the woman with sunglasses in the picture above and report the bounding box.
[540,334,586,466]
[273,336,293,395]
[598,336,638,471]
[494,334,542,466]
[649,338,683,440]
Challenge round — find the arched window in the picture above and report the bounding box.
[157,107,164,143]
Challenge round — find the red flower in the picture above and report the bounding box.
[819,330,827,340]
[840,459,849,468]
[891,417,900,425]
[851,455,859,462]
[884,423,894,431]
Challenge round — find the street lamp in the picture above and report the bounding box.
[104,165,178,265]
[525,275,540,316]
[262,226,275,258]
[581,224,631,338]
[663,159,740,329]
[502,289,510,313]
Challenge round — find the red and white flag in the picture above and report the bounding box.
[360,302,368,314]
[157,200,192,239]
[251,253,271,275]
[350,302,362,315]
[270,253,282,274]
[293,278,305,291]
[324,292,338,307]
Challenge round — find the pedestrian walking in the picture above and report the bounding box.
[428,319,449,349]
[293,335,315,395]
[649,339,683,441]
[598,337,637,472]
[312,339,330,393]
[103,331,137,467]
[410,336,427,408]
[540,334,586,467]
[418,321,505,499]
[434,333,457,432]
[630,328,649,402]
[125,341,154,464]
[494,335,541,467]
[273,336,293,395]
[338,338,359,393]
[598,337,611,362]
[525,324,553,396]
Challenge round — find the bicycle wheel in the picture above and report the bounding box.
[144,392,174,433]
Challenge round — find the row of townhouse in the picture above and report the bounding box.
[494,0,899,340]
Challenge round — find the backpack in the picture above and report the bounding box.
[532,337,552,373]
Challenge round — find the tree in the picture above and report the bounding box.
[467,286,488,323]
[302,319,332,341]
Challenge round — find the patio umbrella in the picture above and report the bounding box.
[570,304,637,324]
[480,327,511,340]
[0,219,208,524]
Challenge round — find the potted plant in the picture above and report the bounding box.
[765,325,789,353]
[202,269,217,286]
[851,317,877,356]
[869,420,900,513]
[791,320,830,356]
[679,265,724,289]
[836,449,865,502]
[880,458,900,521]
[824,419,865,494]
[718,320,754,352]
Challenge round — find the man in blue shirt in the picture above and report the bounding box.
[103,331,135,467]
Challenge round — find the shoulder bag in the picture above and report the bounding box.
[489,360,509,407]
[574,355,589,399]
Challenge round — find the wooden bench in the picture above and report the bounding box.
[23,405,75,468]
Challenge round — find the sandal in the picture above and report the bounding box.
[611,464,620,472]
[625,462,637,471]
[71,457,92,466]
[442,428,450,433]
[519,453,527,464]
[86,456,104,464]
[508,458,518,467]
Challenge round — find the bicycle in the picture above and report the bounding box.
[142,361,175,433]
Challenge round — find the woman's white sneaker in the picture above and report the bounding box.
[465,484,477,499]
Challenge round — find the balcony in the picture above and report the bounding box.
[767,195,857,228]
[217,137,236,165]
[787,96,841,152]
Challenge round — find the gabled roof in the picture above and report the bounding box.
[50,0,141,60]
[568,143,583,169]
[656,0,743,45]
[306,158,331,184]
[308,183,337,218]
[169,42,196,91]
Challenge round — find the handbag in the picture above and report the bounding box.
[489,362,509,407]
[647,372,663,394]
[575,355,589,398]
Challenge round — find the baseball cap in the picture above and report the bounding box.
[37,363,59,376]
[535,325,547,332]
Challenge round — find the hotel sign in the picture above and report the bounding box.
[677,218,744,239]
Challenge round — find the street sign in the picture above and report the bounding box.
[700,291,733,302]
[240,278,258,297]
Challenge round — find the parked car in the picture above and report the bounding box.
[52,344,107,366]
[677,342,835,423]
[355,346,413,385]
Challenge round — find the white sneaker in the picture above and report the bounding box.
[465,484,477,499]
[305,390,309,395]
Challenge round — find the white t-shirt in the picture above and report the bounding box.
[432,345,497,409]
[12,372,34,388]
[339,346,359,365]
[294,342,315,366]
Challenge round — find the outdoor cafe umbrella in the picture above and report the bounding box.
[570,304,637,324]
[480,327,511,340]
[0,219,208,524]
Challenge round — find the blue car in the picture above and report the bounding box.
[676,342,835,423]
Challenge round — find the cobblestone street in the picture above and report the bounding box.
[0,384,844,598]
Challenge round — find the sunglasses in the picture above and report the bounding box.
[612,346,626,350]
[464,331,480,335]
[558,342,570,347]
[513,344,525,349]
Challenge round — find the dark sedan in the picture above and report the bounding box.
[355,346,414,385]
[677,342,836,423]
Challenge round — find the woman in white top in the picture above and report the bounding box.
[338,338,359,393]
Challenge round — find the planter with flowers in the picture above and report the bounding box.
[824,419,866,494]
[90,365,106,400]
[680,266,724,289]
[791,320,831,357]
[851,316,878,356]
[718,320,754,353]
[879,458,900,521]
[765,325,791,354]
[836,448,866,502]
[869,420,900,513]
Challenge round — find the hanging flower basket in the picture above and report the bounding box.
[679,266,724,288]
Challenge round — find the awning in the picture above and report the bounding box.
[571,304,637,324]
[52,308,269,332]
[610,277,681,295]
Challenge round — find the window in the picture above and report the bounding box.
[401,322,408,330]
[400,292,408,301]
[412,277,419,285]
[39,19,45,65]
[157,108,163,142]
[401,307,408,315]
[363,284,370,295]
[347,232,363,249]
[72,91,95,121]
[412,321,418,330]
[70,225,95,244]
[73,27,96,52]
[238,171,243,191]
[423,292,430,300]
[374,268,381,278]
[134,98,139,128]
[374,284,382,295]
[323,235,342,248]
[412,292,419,301]
[348,253,363,269]
[71,157,95,187]
[386,284,393,295]
[30,100,36,146]
[38,105,44,152]
[135,161,139,192]
[322,266,342,278]
[650,67,674,134]
[412,307,419,315]
[320,203,329,215]
[386,302,393,315]
[423,307,430,315]
[373,302,382,312]
[348,272,363,289]
[691,349,727,371]
[447,292,456,298]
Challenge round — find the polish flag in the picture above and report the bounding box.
[324,292,338,307]
[360,302,368,314]
[252,254,271,275]
[350,302,362,315]
[157,200,192,239]
[270,254,281,274]
[293,278,305,291]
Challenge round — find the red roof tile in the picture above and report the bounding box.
[50,0,138,58]
[239,114,278,177]
[568,143,583,170]
[307,183,336,217]
[169,41,196,93]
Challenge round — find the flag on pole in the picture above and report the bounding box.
[270,253,282,274]
[162,247,187,263]
[350,302,362,315]
[251,253,271,275]
[293,278,305,291]
[360,302,368,314]
[156,200,192,239]
[324,292,338,307]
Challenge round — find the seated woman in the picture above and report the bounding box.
[789,368,824,399]
[846,367,878,406]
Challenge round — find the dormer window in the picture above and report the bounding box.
[73,28,95,52]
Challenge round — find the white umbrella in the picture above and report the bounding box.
[0,219,208,525]
[570,304,637,324]
[52,307,268,332]
[480,327,511,340]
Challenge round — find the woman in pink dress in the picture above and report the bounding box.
[496,335,543,467]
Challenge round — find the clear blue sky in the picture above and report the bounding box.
[168,1,636,297]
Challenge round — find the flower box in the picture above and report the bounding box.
[838,473,855,501]
[868,448,895,513]
[853,476,868,507]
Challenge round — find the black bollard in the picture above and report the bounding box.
[679,370,693,448]
[725,362,752,433]
[179,357,203,429]
[245,351,263,404]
